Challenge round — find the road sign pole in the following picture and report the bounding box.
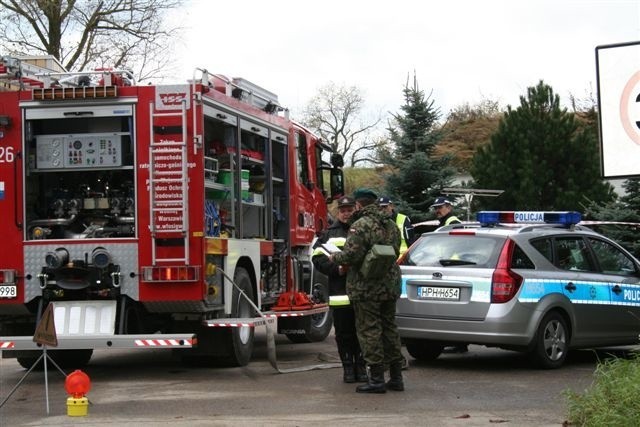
[43,347,49,414]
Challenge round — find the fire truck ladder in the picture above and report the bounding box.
[148,101,190,264]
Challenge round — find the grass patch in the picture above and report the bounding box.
[343,167,386,195]
[565,354,640,426]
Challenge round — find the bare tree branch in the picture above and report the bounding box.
[0,0,184,82]
[301,82,383,166]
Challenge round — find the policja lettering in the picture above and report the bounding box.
[514,212,544,222]
[624,289,640,301]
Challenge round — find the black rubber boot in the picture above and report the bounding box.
[342,360,356,383]
[338,347,356,383]
[354,353,368,382]
[356,364,386,393]
[386,362,404,391]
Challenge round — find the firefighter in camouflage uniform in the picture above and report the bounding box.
[330,188,404,394]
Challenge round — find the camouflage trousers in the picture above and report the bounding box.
[352,299,403,366]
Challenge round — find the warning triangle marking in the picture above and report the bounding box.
[33,303,58,347]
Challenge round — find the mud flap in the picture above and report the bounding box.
[277,316,310,336]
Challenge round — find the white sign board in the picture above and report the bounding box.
[155,84,190,111]
[596,41,640,178]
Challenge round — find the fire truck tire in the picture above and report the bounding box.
[285,309,333,343]
[285,280,333,344]
[214,267,255,367]
[16,349,93,370]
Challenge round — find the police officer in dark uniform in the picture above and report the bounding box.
[330,188,404,394]
[431,197,461,227]
[312,196,367,383]
[377,196,415,255]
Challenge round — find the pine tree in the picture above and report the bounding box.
[620,178,640,212]
[471,81,615,210]
[584,178,640,257]
[382,75,456,221]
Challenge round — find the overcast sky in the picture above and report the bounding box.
[174,0,640,121]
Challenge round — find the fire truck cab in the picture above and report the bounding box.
[0,56,344,368]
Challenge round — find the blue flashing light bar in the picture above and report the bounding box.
[477,211,582,226]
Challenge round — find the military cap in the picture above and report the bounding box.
[353,188,378,201]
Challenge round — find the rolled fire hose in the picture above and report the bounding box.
[217,267,341,373]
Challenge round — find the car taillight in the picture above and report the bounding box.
[491,239,523,303]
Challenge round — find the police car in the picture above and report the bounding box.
[396,211,640,369]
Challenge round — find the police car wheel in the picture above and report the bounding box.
[528,311,569,369]
[404,339,444,361]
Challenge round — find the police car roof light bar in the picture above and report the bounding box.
[477,211,582,226]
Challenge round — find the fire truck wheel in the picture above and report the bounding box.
[16,349,93,370]
[218,267,255,366]
[285,309,333,343]
[285,280,333,344]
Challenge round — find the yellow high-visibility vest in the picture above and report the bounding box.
[444,215,461,226]
[396,213,408,254]
[312,237,346,257]
[329,295,350,306]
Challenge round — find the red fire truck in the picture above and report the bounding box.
[0,56,344,368]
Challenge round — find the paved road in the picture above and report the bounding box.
[0,330,627,426]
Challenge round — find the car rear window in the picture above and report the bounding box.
[402,233,502,268]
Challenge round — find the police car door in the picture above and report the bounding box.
[586,236,640,343]
[554,237,614,344]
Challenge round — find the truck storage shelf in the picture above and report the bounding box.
[204,181,229,191]
[240,155,264,165]
[31,165,134,173]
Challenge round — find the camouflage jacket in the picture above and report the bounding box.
[331,204,401,301]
